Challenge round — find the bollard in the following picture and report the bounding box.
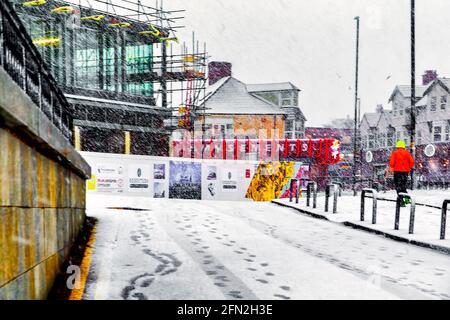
[325,184,338,213]
[295,180,300,204]
[332,182,343,197]
[441,200,450,240]
[360,188,377,224]
[289,179,298,203]
[395,193,416,234]
[306,181,317,208]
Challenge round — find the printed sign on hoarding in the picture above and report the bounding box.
[96,164,125,193]
[128,164,151,192]
[222,168,237,192]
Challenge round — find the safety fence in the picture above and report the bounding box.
[287,181,449,241]
[361,189,449,240]
[0,0,73,141]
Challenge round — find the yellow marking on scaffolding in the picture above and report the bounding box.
[51,6,75,13]
[22,0,46,6]
[32,37,61,47]
[159,37,178,43]
[68,225,97,300]
[183,55,196,62]
[74,126,81,151]
[80,15,105,21]
[138,24,160,37]
[109,22,132,28]
[124,131,131,154]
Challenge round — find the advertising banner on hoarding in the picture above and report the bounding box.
[95,163,125,193]
[128,164,151,192]
[81,152,303,202]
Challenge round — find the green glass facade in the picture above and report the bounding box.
[16,8,154,98]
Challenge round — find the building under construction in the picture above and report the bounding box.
[12,0,207,155]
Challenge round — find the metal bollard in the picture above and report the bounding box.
[395,193,416,234]
[306,181,317,208]
[332,182,343,197]
[360,188,377,224]
[325,184,338,213]
[295,180,300,204]
[441,200,450,240]
[289,179,298,202]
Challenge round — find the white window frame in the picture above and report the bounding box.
[434,125,442,142]
[430,96,437,112]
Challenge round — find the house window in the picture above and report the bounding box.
[399,101,404,116]
[434,126,442,142]
[361,136,367,149]
[281,92,292,106]
[441,95,447,110]
[387,131,395,147]
[417,130,422,145]
[295,120,303,132]
[293,93,298,106]
[368,133,375,149]
[431,96,437,112]
[393,103,398,116]
[446,125,450,141]
[378,133,386,148]
[226,124,233,138]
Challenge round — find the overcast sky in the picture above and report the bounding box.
[158,0,450,126]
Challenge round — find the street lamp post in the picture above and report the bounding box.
[353,16,360,196]
[410,0,416,190]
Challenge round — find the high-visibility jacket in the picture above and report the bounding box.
[389,148,414,172]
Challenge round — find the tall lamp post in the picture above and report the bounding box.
[353,16,360,196]
[410,0,416,190]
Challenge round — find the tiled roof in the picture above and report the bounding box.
[362,113,381,127]
[202,77,286,115]
[246,82,300,93]
[389,84,429,102]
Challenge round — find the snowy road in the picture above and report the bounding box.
[83,196,450,300]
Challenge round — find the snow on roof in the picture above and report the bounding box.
[202,77,286,115]
[440,78,450,89]
[246,82,300,93]
[389,84,429,102]
[362,112,381,127]
[202,76,231,103]
[416,95,427,107]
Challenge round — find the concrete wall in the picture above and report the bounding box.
[0,68,90,299]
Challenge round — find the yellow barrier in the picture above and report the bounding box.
[22,0,46,6]
[51,6,75,14]
[80,15,105,21]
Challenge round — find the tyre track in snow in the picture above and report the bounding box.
[205,201,450,300]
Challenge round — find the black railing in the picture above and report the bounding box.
[0,0,72,141]
[395,193,416,234]
[441,200,450,240]
[361,188,378,224]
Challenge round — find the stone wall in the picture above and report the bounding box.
[0,68,91,299]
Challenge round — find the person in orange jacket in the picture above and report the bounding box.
[387,140,414,200]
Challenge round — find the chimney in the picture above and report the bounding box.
[208,61,232,85]
[422,70,438,85]
[376,104,383,113]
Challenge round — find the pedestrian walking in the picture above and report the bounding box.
[386,140,414,206]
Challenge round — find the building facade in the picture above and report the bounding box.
[360,71,450,187]
[13,0,174,155]
[305,127,353,188]
[189,62,306,144]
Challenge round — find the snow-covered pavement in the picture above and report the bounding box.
[273,189,450,253]
[83,195,450,300]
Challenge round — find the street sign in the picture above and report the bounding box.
[424,144,436,157]
[365,150,373,163]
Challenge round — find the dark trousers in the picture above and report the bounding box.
[393,172,408,195]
